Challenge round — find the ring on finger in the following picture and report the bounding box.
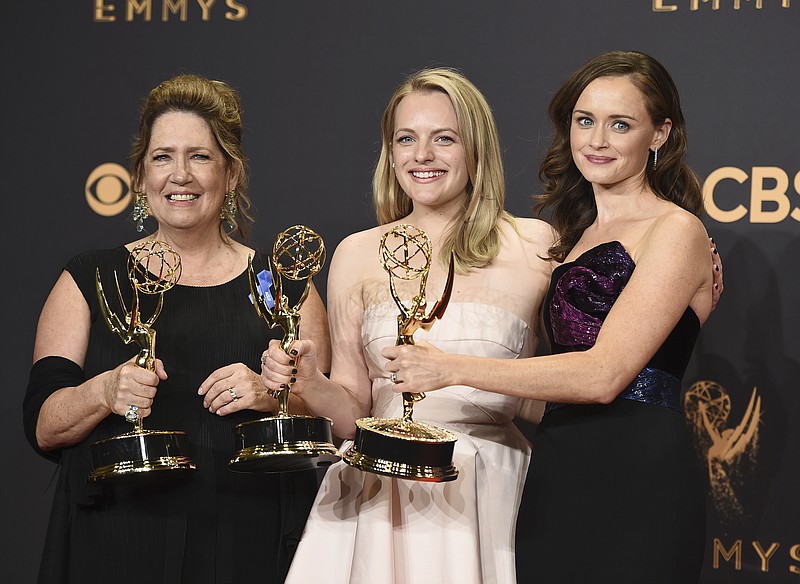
[389,372,398,384]
[229,388,239,402]
[124,404,140,423]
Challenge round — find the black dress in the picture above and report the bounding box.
[32,247,318,584]
[515,241,706,584]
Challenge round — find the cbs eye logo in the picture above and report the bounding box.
[85,163,131,217]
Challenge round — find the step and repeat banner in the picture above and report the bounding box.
[3,2,797,582]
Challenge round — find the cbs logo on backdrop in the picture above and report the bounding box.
[86,163,132,217]
[87,162,800,223]
[704,166,800,223]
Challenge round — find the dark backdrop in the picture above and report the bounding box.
[3,2,798,581]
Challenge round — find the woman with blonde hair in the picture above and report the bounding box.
[385,52,713,583]
[264,67,555,583]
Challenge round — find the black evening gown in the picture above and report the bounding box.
[33,248,318,584]
[515,241,706,584]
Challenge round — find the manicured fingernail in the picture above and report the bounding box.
[715,265,719,271]
[714,283,719,289]
[280,384,288,390]
[290,349,298,356]
[290,377,296,383]
[712,248,718,255]
[292,368,298,374]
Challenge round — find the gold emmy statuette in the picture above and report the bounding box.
[230,225,341,473]
[342,224,458,482]
[89,241,196,483]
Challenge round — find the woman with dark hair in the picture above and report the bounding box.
[384,51,712,582]
[23,74,330,583]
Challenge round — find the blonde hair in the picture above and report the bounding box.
[129,73,254,239]
[373,68,513,273]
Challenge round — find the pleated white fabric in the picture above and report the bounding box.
[285,303,534,584]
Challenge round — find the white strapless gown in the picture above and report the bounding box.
[285,303,534,584]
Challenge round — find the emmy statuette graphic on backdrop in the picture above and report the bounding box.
[684,380,762,522]
[89,241,196,482]
[229,225,341,472]
[342,224,458,482]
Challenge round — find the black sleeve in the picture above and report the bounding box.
[23,356,86,463]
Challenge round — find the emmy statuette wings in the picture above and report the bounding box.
[89,241,197,483]
[230,225,342,473]
[342,224,459,483]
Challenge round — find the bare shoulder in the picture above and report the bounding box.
[41,270,86,314]
[632,204,711,279]
[632,204,714,323]
[649,206,709,249]
[501,216,557,265]
[511,216,558,246]
[330,225,385,265]
[328,225,387,291]
[34,270,91,364]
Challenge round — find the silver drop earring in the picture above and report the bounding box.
[652,148,659,170]
[221,189,237,229]
[132,192,150,233]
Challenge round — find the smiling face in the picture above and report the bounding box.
[390,91,470,216]
[570,76,670,192]
[140,110,236,235]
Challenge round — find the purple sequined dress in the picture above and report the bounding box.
[515,242,706,583]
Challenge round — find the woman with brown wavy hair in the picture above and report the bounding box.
[385,51,712,583]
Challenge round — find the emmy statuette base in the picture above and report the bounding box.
[230,415,341,473]
[342,417,459,483]
[89,429,197,483]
